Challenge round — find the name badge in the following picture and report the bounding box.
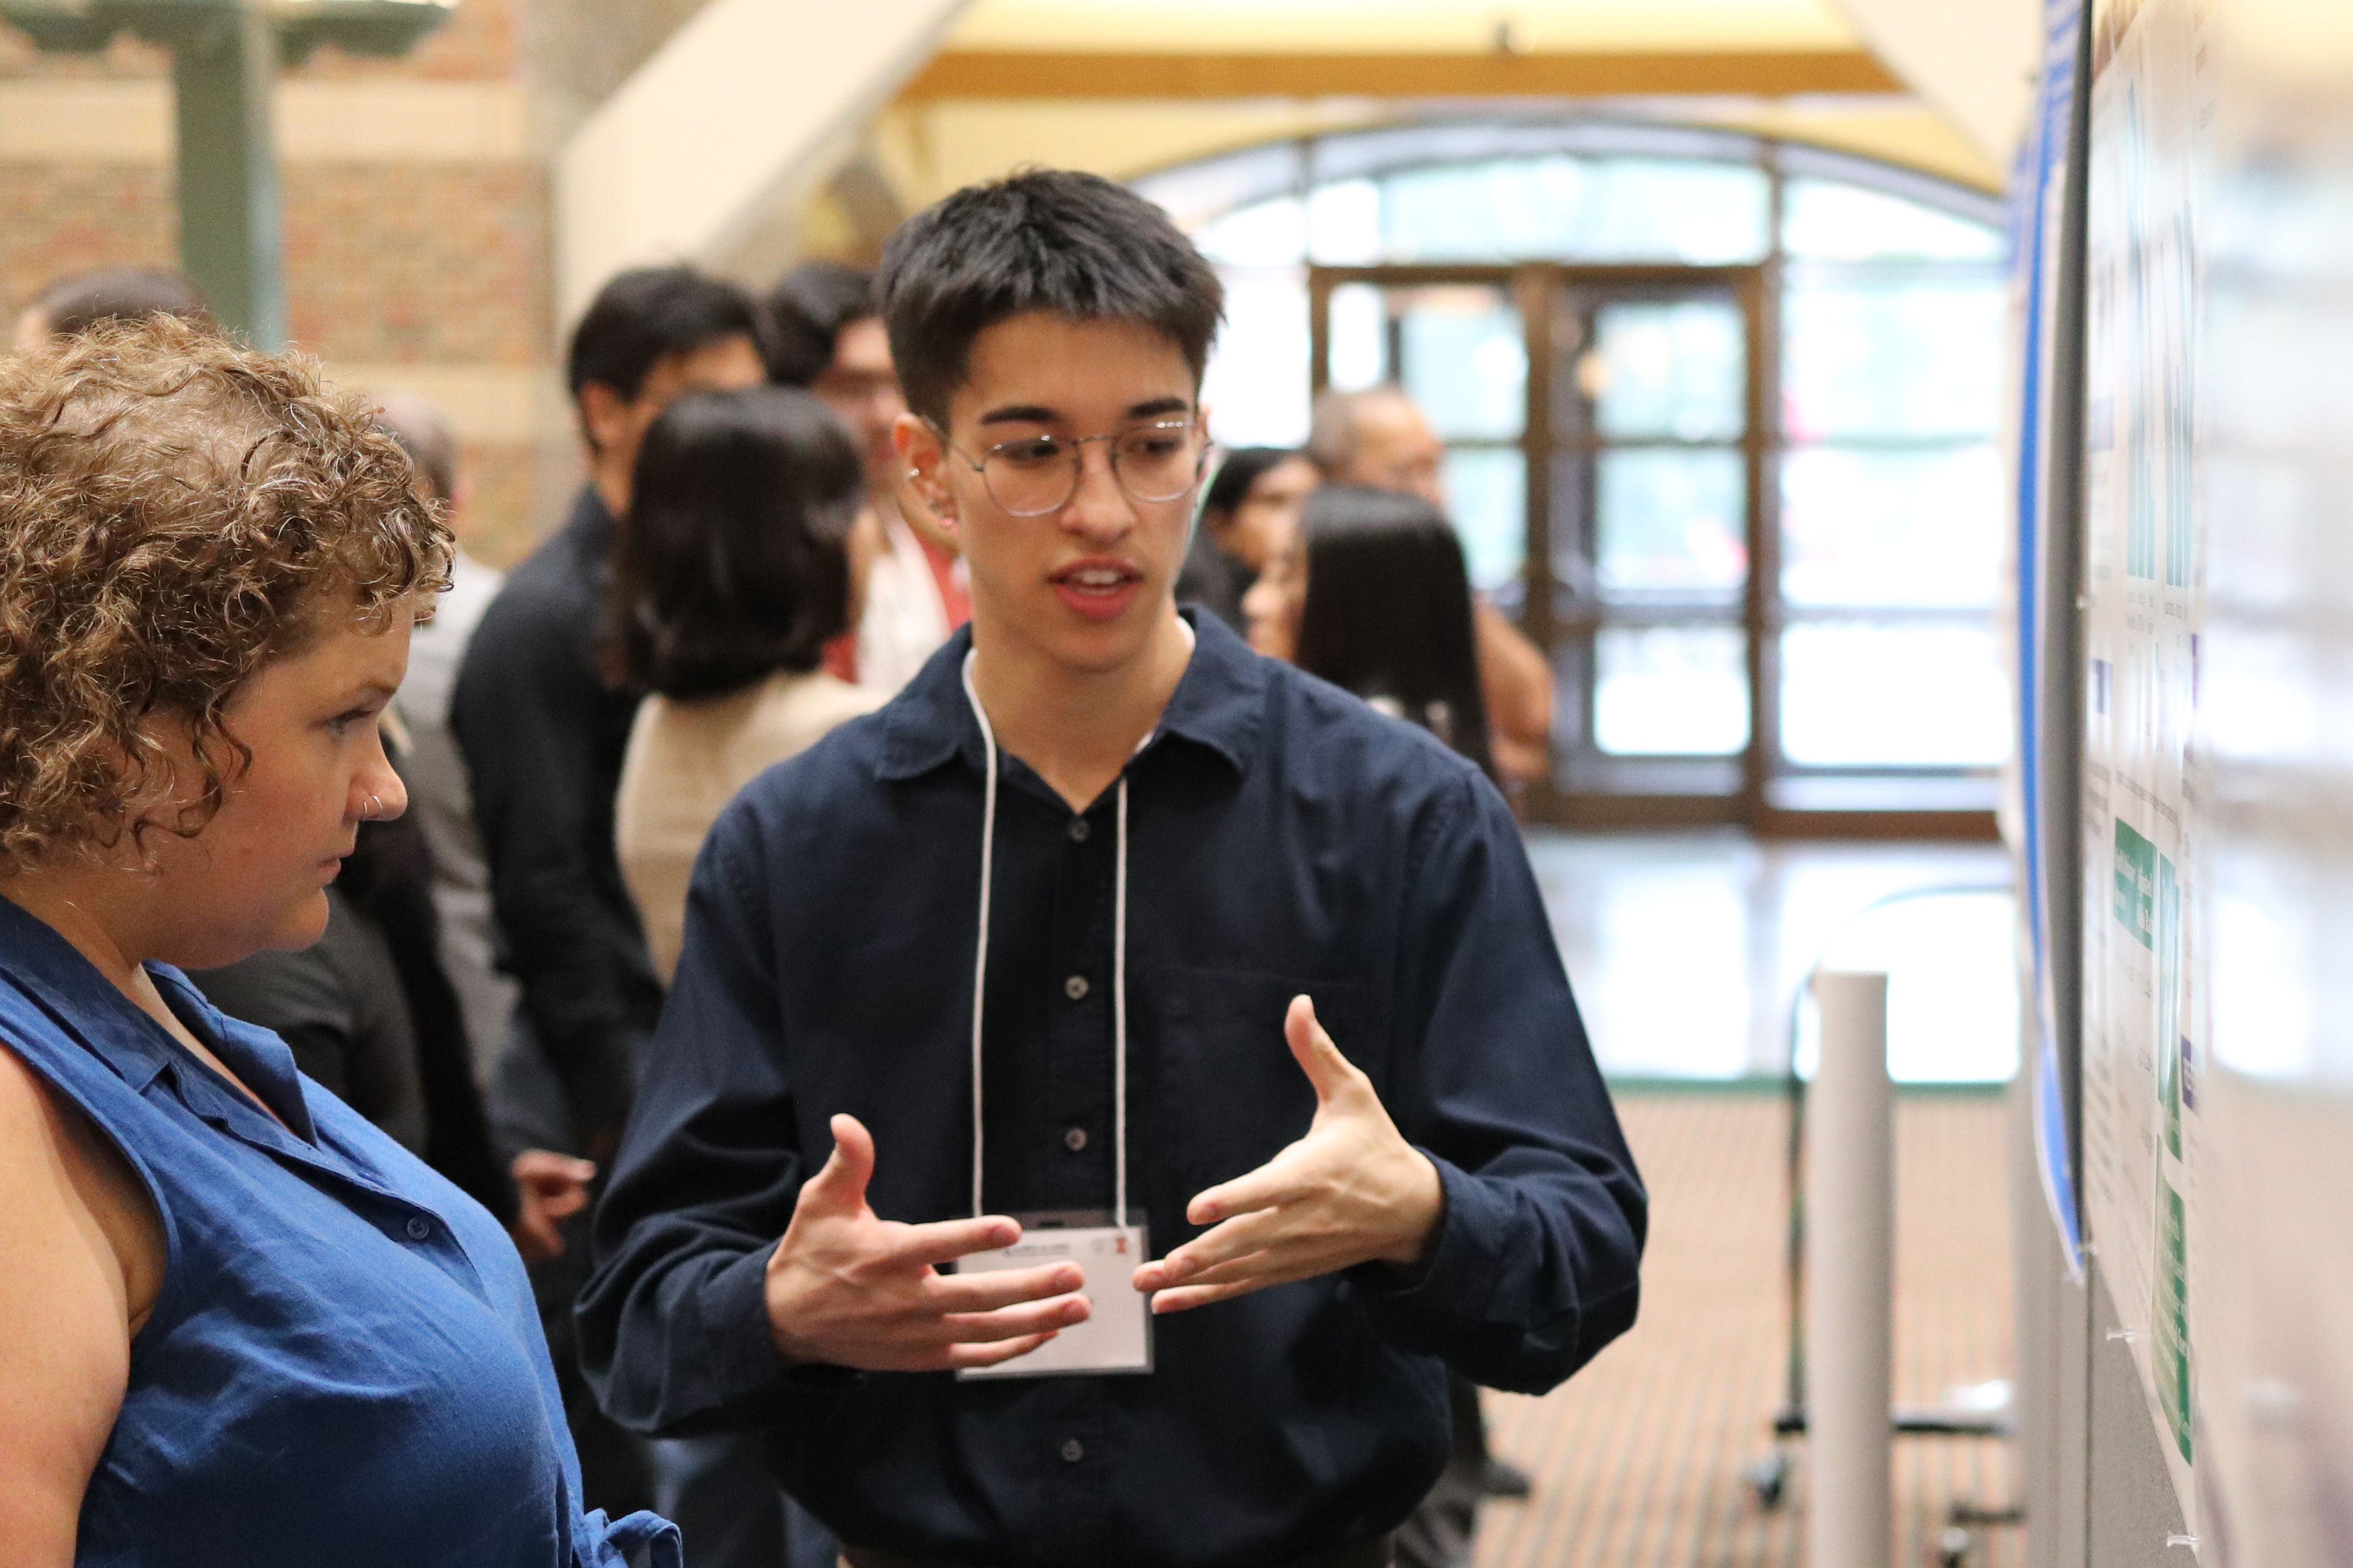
[955,1212,1152,1379]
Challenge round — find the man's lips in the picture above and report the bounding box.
[1049,561,1144,621]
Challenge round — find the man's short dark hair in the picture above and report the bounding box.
[1201,447,1300,522]
[766,261,875,387]
[26,266,213,339]
[876,169,1223,426]
[565,266,764,407]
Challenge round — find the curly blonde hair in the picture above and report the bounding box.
[0,316,452,872]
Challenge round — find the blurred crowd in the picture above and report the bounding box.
[8,235,1568,1568]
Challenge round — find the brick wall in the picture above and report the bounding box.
[0,0,577,570]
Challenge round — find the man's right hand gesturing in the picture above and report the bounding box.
[765,1113,1091,1372]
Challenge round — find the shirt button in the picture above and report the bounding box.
[404,1216,432,1242]
[1064,974,1089,1001]
[1068,818,1091,842]
[1061,1439,1085,1463]
[1064,1126,1088,1152]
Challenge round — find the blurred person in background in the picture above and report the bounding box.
[455,265,766,1163]
[769,259,968,693]
[1307,385,1555,791]
[607,386,884,986]
[1245,484,1536,1565]
[0,318,675,1567]
[11,265,213,353]
[453,264,767,1516]
[372,390,516,1082]
[602,385,885,1568]
[1172,446,1319,633]
[1245,484,1494,779]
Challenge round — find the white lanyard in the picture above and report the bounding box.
[961,652,1132,1228]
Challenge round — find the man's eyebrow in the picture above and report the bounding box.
[974,396,1197,428]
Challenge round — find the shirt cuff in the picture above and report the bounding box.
[701,1244,859,1429]
[1345,1161,1506,1335]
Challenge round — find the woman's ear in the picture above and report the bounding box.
[892,412,957,530]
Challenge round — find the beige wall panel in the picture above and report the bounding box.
[276,81,533,163]
[0,79,532,164]
[325,363,566,447]
[0,80,168,161]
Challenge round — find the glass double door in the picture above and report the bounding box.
[1309,263,1765,825]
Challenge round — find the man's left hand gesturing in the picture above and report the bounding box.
[1131,994,1443,1314]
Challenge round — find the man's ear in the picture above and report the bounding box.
[577,381,629,457]
[892,412,957,531]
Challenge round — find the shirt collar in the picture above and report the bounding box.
[0,895,316,1141]
[0,892,176,1093]
[875,608,1268,785]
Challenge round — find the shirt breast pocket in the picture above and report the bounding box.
[1147,968,1370,1215]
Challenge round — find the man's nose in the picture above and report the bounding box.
[1060,443,1135,536]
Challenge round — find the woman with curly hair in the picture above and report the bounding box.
[0,319,677,1567]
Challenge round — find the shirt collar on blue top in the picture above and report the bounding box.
[0,892,316,1144]
[875,606,1268,787]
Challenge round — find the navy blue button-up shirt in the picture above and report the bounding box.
[579,612,1644,1567]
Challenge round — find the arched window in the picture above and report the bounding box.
[1136,122,2011,826]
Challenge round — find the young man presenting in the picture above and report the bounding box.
[580,172,1644,1568]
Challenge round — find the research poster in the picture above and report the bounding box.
[2187,0,2353,1561]
[2082,0,2206,1530]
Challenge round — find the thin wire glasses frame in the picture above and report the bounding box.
[929,417,1213,518]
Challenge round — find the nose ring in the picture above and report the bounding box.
[362,793,381,820]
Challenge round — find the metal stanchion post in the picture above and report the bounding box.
[1807,970,1892,1568]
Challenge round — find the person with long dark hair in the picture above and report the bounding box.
[608,385,886,985]
[1245,483,1498,781]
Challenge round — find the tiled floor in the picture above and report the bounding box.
[1472,1090,2021,1568]
[1523,831,2018,1083]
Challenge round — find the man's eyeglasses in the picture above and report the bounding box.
[934,419,1210,518]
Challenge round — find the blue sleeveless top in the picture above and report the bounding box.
[0,896,680,1568]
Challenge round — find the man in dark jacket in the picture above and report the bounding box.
[451,265,765,1516]
[452,267,765,1162]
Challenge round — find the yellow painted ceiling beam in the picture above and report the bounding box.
[900,49,1902,100]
